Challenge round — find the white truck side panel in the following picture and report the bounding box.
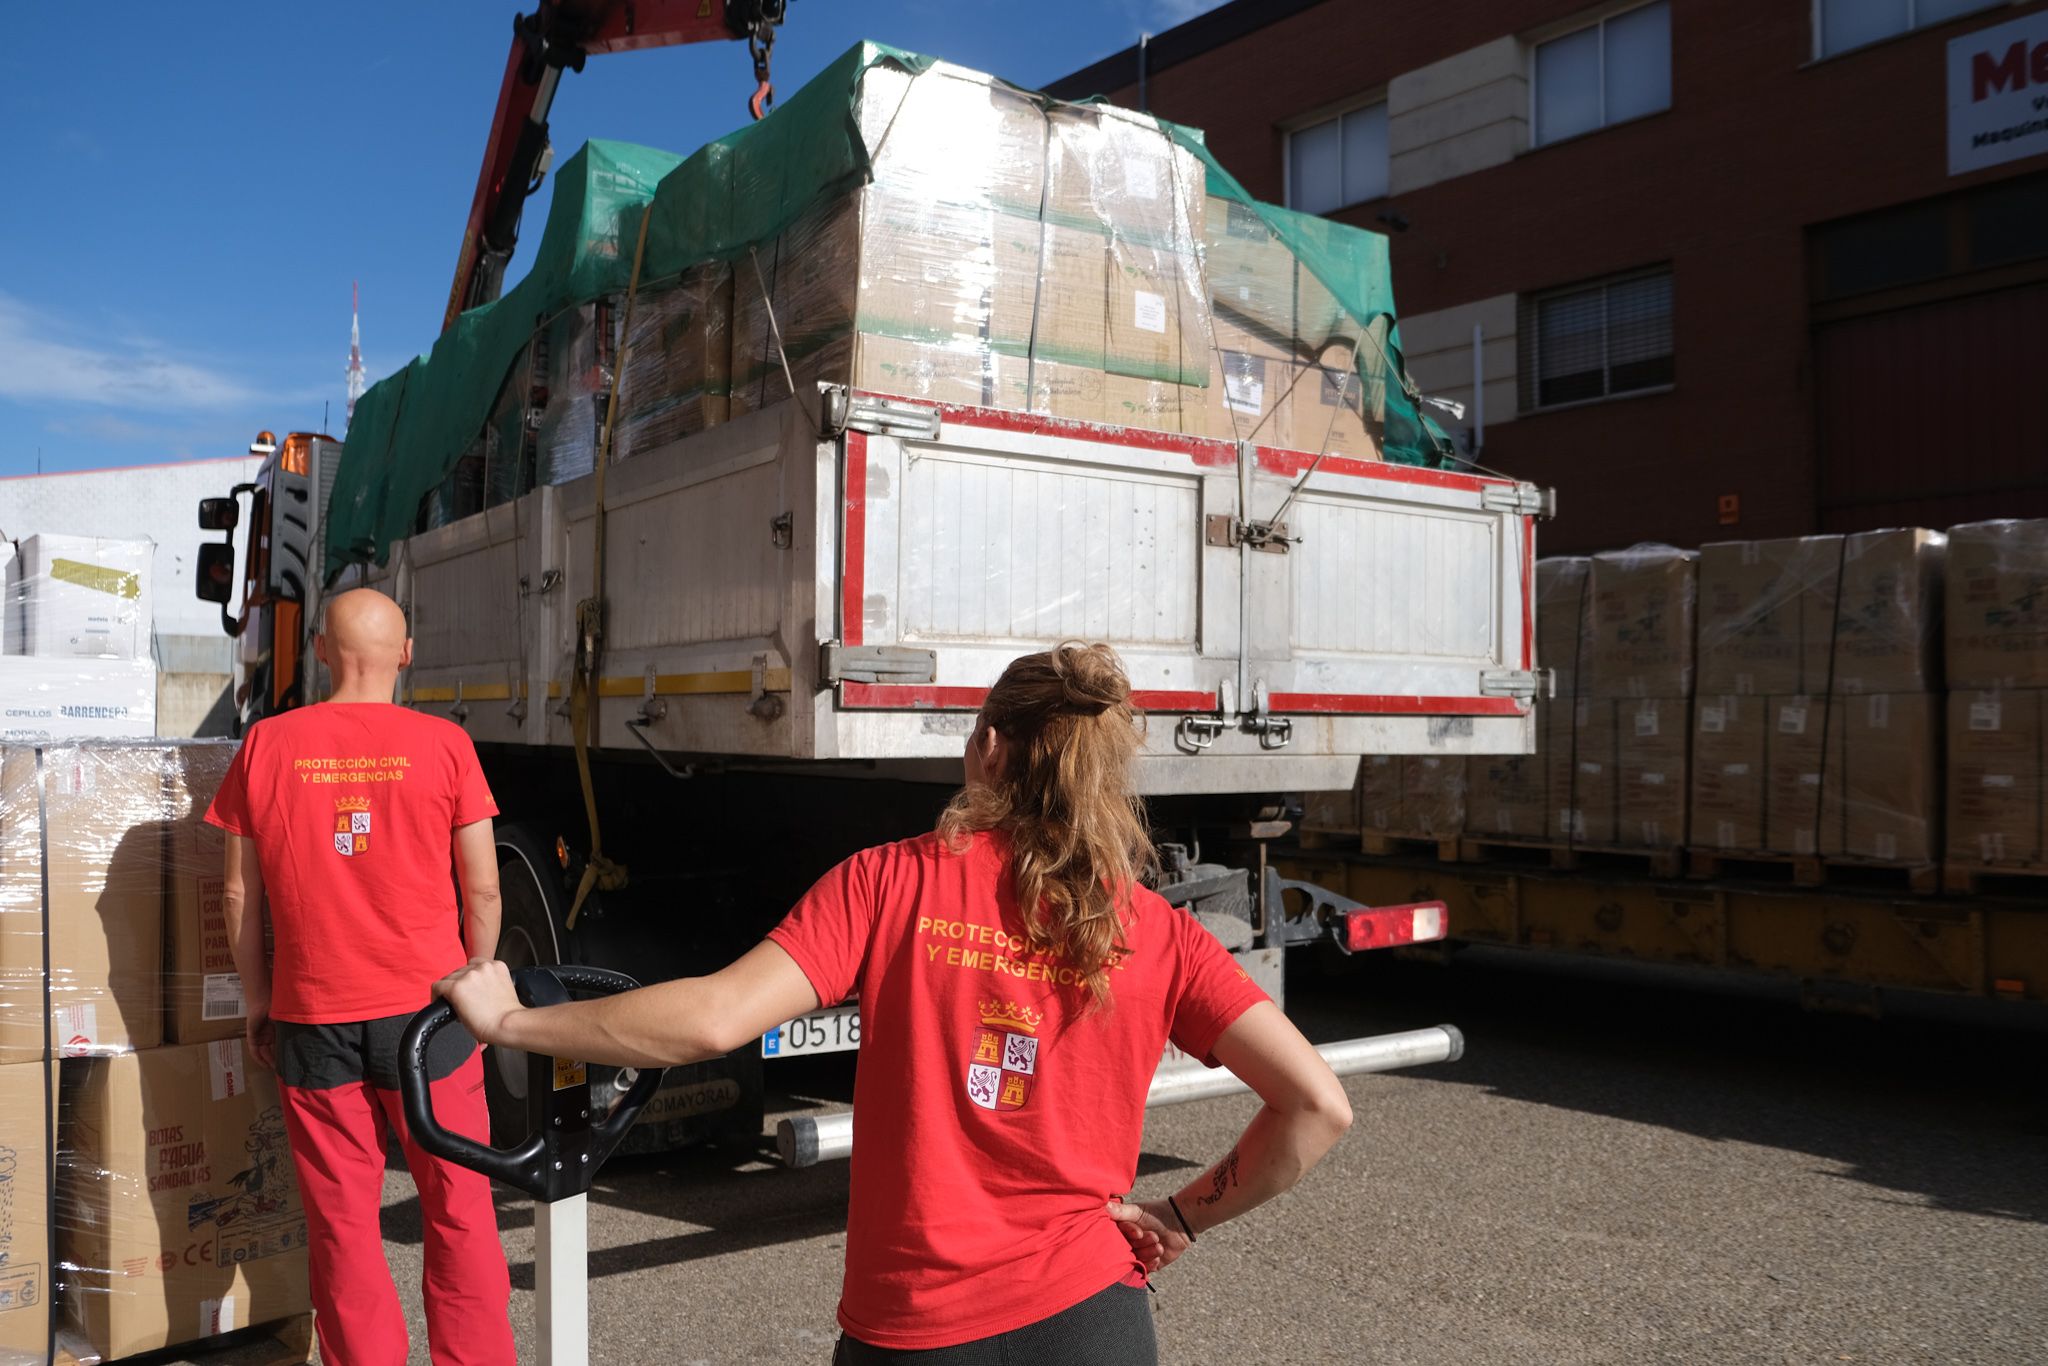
[376,393,1541,793]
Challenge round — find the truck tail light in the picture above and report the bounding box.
[1339,901,1449,953]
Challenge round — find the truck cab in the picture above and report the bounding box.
[194,429,342,730]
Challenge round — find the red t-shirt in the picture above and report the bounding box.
[767,829,1269,1351]
[205,703,498,1024]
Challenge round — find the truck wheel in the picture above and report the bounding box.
[484,826,568,1147]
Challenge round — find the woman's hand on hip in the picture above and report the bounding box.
[1107,1199,1191,1273]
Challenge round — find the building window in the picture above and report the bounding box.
[1814,0,2001,60]
[1533,1,1672,147]
[1810,171,2048,305]
[1286,102,1388,215]
[1518,269,1674,410]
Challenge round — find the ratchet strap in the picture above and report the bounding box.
[565,203,656,930]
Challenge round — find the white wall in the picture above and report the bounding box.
[0,455,263,658]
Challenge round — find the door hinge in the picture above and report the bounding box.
[1479,668,1549,699]
[1480,482,1556,519]
[820,644,938,685]
[828,388,941,440]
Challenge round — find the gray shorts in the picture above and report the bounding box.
[273,1012,478,1091]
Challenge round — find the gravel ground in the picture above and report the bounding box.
[168,950,2048,1365]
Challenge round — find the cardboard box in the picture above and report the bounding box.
[58,1043,308,1361]
[1401,756,1466,839]
[0,745,166,1064]
[992,218,1109,374]
[1564,699,1619,845]
[1464,701,1560,841]
[1765,695,1828,856]
[1538,558,1592,702]
[1585,546,1697,699]
[1821,692,1941,864]
[1207,310,1295,446]
[163,744,241,1046]
[1358,755,1402,836]
[861,59,1047,217]
[0,1060,56,1364]
[1690,695,1767,853]
[1696,536,1843,696]
[1300,782,1357,834]
[1203,196,1295,333]
[1946,689,2045,866]
[1356,755,1464,840]
[1945,520,2048,690]
[0,658,157,743]
[1833,528,1945,694]
[614,263,733,461]
[12,536,154,662]
[1613,696,1688,849]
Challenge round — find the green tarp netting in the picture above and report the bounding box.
[329,40,1451,574]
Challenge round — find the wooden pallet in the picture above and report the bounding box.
[1359,831,1462,862]
[1296,827,1359,851]
[58,1313,314,1365]
[1941,861,2048,896]
[1686,849,1942,895]
[1457,836,1684,879]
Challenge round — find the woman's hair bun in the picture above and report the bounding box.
[1054,642,1130,716]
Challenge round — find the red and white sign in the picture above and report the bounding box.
[1948,9,2048,176]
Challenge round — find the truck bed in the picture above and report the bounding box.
[360,389,1546,795]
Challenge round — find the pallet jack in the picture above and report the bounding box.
[402,965,663,1366]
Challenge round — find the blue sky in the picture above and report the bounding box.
[0,0,1218,477]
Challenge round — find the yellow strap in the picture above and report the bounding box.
[49,558,142,600]
[565,203,655,933]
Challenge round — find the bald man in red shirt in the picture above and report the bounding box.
[211,589,515,1366]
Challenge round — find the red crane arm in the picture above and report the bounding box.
[443,0,785,332]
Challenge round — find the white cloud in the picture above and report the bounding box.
[0,292,260,412]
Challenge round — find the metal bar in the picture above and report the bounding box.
[777,1026,1463,1168]
[535,1192,589,1366]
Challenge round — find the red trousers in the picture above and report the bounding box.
[279,1052,516,1365]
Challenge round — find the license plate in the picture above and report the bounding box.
[763,1005,860,1058]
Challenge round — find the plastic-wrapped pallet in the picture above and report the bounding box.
[1696,536,1843,697]
[0,1057,56,1365]
[1584,544,1697,700]
[727,61,1214,434]
[8,536,153,662]
[1356,754,1465,841]
[1946,519,2048,689]
[1469,558,1586,841]
[536,301,618,486]
[0,744,165,1065]
[56,1043,309,1362]
[162,742,242,1045]
[0,658,157,742]
[615,263,733,460]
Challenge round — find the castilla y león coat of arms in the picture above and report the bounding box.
[966,999,1042,1112]
[332,796,372,857]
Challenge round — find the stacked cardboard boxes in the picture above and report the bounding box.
[1564,546,1696,849]
[1354,755,1466,842]
[1946,519,2048,868]
[2,537,159,743]
[0,1060,56,1364]
[1466,558,1587,842]
[0,741,303,1361]
[163,744,243,1046]
[0,746,165,1063]
[1683,530,1944,864]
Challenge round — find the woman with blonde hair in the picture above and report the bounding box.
[436,643,1353,1363]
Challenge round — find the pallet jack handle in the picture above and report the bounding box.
[401,966,665,1366]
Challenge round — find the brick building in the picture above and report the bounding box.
[1049,0,2048,553]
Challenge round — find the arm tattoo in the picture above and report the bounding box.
[1194,1147,1240,1206]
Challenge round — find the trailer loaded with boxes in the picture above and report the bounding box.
[1293,517,2048,1008]
[0,740,309,1364]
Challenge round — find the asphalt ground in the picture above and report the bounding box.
[171,949,2048,1365]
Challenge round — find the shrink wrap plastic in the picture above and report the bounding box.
[4,537,154,663]
[0,742,303,1363]
[1945,519,2048,690]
